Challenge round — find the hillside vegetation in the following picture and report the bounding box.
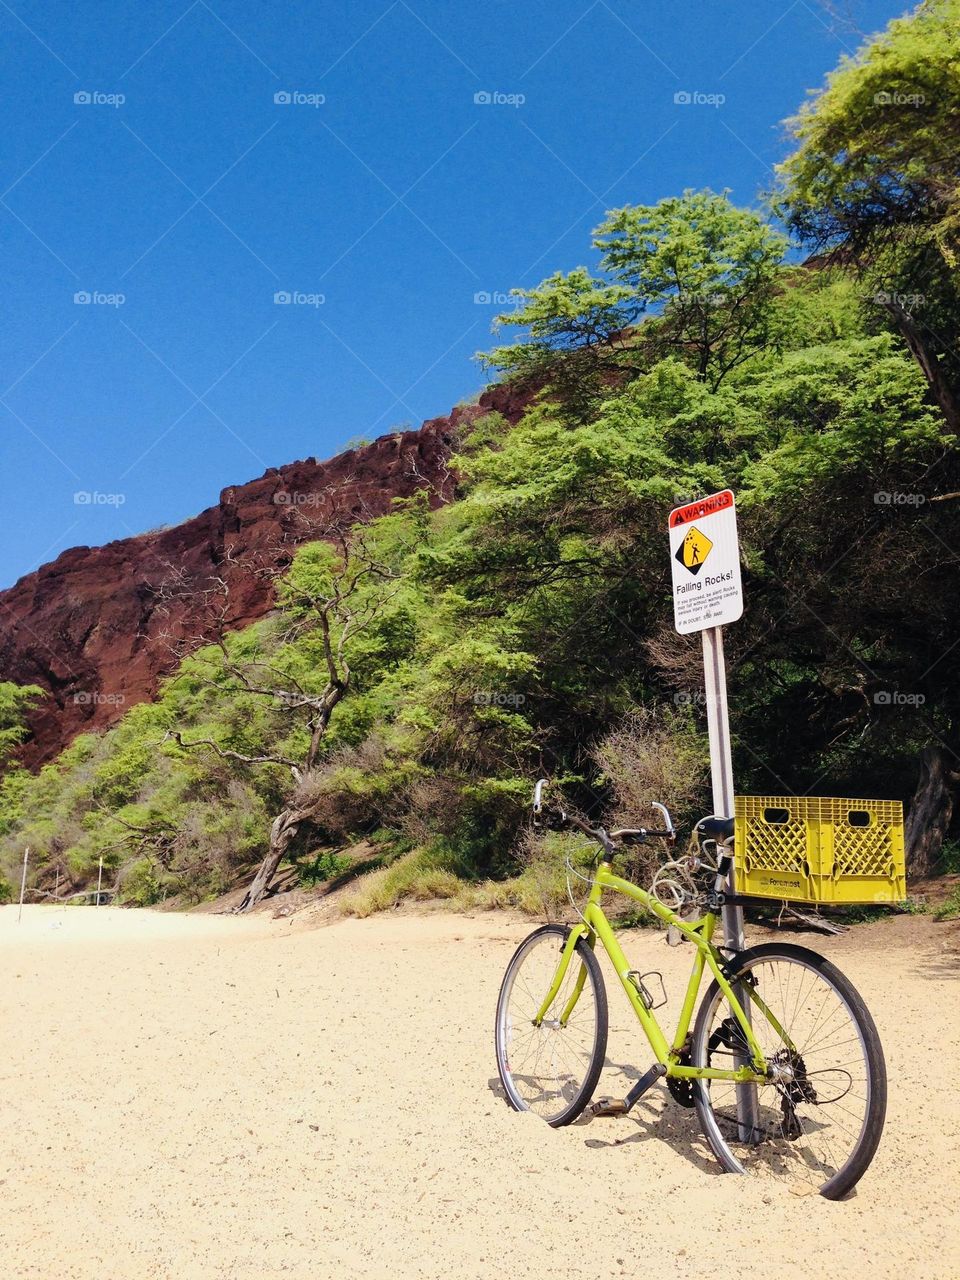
[1,1,958,911]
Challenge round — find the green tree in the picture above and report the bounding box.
[166,519,412,911]
[595,190,788,389]
[480,268,642,423]
[482,193,787,421]
[0,681,43,769]
[777,0,960,430]
[3,207,959,908]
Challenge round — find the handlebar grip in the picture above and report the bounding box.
[612,827,675,844]
[615,829,648,845]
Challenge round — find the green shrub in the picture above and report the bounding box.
[341,829,610,919]
[462,830,586,916]
[455,868,567,916]
[341,846,466,917]
[939,840,960,875]
[934,887,960,922]
[120,859,171,907]
[296,849,352,886]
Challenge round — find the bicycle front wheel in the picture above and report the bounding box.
[692,943,886,1198]
[495,925,608,1126]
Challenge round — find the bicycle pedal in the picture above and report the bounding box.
[591,1097,628,1117]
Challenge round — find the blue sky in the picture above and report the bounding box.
[0,0,908,588]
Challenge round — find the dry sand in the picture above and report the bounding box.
[1,903,958,1280]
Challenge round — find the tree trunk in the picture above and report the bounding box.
[235,809,304,913]
[886,303,960,434]
[905,745,959,878]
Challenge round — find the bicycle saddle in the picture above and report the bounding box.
[696,815,735,842]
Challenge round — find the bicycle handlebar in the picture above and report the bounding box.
[531,779,676,851]
[611,826,677,843]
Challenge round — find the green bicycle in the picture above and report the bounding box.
[494,781,887,1199]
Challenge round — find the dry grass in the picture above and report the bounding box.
[340,833,639,921]
[341,849,464,917]
[340,837,578,918]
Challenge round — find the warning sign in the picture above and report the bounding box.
[675,526,713,575]
[668,490,743,634]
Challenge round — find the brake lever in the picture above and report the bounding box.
[651,802,675,839]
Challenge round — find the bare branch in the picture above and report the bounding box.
[164,731,302,778]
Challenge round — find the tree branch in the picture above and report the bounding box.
[164,731,302,778]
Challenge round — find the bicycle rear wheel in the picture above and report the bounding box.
[692,943,886,1198]
[495,925,607,1126]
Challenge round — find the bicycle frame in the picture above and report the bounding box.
[533,859,783,1083]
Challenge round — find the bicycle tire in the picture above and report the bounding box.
[495,925,608,1127]
[691,942,886,1198]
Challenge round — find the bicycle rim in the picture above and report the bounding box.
[495,927,607,1126]
[692,944,886,1197]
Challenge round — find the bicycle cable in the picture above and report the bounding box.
[564,845,600,925]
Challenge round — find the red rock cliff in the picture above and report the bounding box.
[0,386,525,768]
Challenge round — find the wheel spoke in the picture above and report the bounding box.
[693,949,883,1196]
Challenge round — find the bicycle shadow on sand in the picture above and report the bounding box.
[488,1062,864,1198]
[593,1059,864,1198]
[578,1058,720,1177]
[486,1065,720,1178]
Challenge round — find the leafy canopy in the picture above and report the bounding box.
[482,191,787,421]
[777,0,960,429]
[3,173,959,904]
[0,682,43,768]
[777,0,960,260]
[595,190,788,388]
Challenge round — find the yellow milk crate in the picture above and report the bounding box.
[733,795,906,905]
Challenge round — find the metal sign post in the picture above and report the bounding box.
[702,626,742,942]
[669,491,758,1141]
[702,626,758,1139]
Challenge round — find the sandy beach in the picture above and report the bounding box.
[1,903,958,1280]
